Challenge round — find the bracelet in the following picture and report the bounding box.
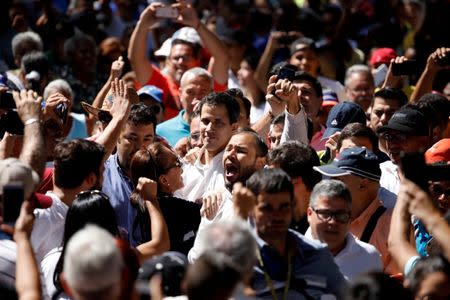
[24,118,40,126]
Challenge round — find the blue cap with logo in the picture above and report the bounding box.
[313,147,381,181]
[137,85,164,104]
[322,101,367,139]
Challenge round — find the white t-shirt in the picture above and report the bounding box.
[175,150,225,202]
[380,160,400,195]
[305,229,383,280]
[31,191,68,263]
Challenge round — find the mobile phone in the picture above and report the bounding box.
[391,60,417,76]
[0,91,16,109]
[277,67,296,81]
[2,183,25,224]
[155,7,179,19]
[0,110,24,135]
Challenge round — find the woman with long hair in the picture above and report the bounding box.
[130,142,201,256]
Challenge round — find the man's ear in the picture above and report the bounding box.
[255,156,266,170]
[60,273,74,297]
[359,177,369,190]
[231,122,239,132]
[159,174,168,186]
[84,172,97,188]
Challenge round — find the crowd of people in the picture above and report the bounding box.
[0,0,450,299]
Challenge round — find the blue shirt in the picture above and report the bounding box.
[156,110,190,147]
[102,154,137,244]
[252,230,346,299]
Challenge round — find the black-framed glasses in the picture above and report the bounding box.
[312,208,351,223]
[380,132,408,142]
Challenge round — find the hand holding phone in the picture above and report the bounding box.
[2,183,25,225]
[391,60,417,76]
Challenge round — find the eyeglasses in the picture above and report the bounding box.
[380,132,408,142]
[312,208,351,223]
[163,157,183,173]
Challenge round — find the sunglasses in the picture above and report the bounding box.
[163,157,183,173]
[312,208,351,223]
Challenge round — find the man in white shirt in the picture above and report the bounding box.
[175,92,240,202]
[31,139,106,262]
[305,179,382,280]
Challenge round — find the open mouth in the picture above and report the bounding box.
[225,162,239,182]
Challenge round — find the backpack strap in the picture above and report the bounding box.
[360,206,387,243]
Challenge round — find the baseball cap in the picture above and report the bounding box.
[314,147,381,181]
[425,138,450,165]
[136,252,188,297]
[322,90,339,107]
[154,38,172,57]
[377,106,430,136]
[369,48,397,68]
[322,101,367,139]
[137,85,164,104]
[172,27,202,46]
[0,158,40,199]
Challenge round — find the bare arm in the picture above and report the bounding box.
[174,2,229,85]
[8,201,42,300]
[410,47,450,102]
[135,178,170,263]
[404,179,450,262]
[128,3,162,86]
[91,56,125,110]
[13,90,46,179]
[254,31,283,92]
[388,183,417,272]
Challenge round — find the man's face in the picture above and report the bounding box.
[268,123,283,149]
[307,195,351,254]
[223,133,259,189]
[293,80,321,118]
[200,103,236,155]
[335,174,364,209]
[168,44,199,82]
[117,122,155,171]
[289,48,320,77]
[339,136,373,153]
[345,72,374,112]
[369,97,402,131]
[180,75,212,115]
[382,131,430,164]
[428,180,450,212]
[253,191,293,242]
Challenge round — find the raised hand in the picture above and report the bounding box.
[172,1,200,29]
[232,182,256,219]
[265,75,286,117]
[109,79,131,120]
[12,90,42,124]
[110,56,125,79]
[201,190,223,220]
[136,177,158,202]
[139,2,164,27]
[426,47,450,72]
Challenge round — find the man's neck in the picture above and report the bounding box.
[52,186,79,207]
[182,110,191,123]
[201,148,223,165]
[117,156,131,178]
[264,233,288,257]
[352,192,377,219]
[329,237,347,256]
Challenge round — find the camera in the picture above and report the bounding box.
[400,152,450,192]
[0,91,16,109]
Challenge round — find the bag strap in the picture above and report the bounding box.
[361,206,387,243]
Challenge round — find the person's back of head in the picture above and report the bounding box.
[416,93,450,141]
[246,168,294,199]
[343,271,412,300]
[53,139,105,190]
[11,31,43,66]
[186,254,241,300]
[63,225,123,300]
[268,141,321,192]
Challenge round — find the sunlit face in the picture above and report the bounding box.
[180,75,212,115]
[307,195,351,254]
[189,115,202,148]
[293,80,321,118]
[382,131,430,164]
[268,123,283,149]
[117,123,155,171]
[200,103,236,155]
[253,191,293,242]
[414,271,450,300]
[167,44,199,83]
[289,47,320,77]
[345,72,374,112]
[222,133,260,189]
[159,147,184,193]
[369,97,402,131]
[339,136,373,153]
[237,60,253,87]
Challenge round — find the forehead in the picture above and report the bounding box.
[170,43,194,56]
[341,136,373,151]
[256,191,292,205]
[183,75,212,88]
[314,195,351,209]
[291,47,316,58]
[372,97,401,109]
[228,133,255,147]
[123,122,154,134]
[294,80,316,92]
[348,72,371,84]
[201,103,229,120]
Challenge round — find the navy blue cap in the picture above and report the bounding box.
[137,85,164,104]
[314,147,381,181]
[377,106,429,136]
[322,101,367,139]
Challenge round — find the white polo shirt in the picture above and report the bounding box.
[305,229,383,280]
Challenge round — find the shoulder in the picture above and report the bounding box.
[289,230,328,252]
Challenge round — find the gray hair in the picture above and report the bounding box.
[44,79,74,101]
[11,31,43,59]
[64,225,123,297]
[196,218,256,274]
[344,64,373,87]
[309,179,352,208]
[64,33,96,61]
[180,67,214,89]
